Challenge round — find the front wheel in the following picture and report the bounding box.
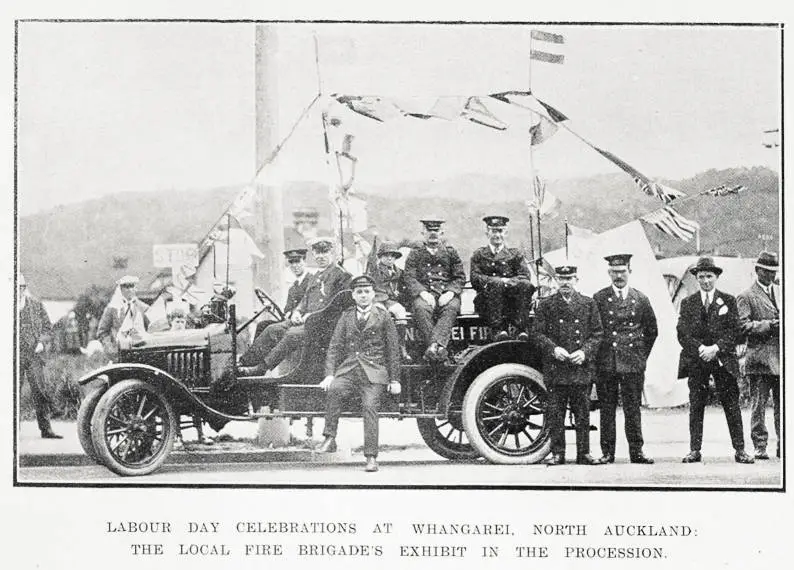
[416,417,480,461]
[90,380,177,476]
[462,363,551,464]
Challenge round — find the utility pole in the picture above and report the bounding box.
[254,25,285,304]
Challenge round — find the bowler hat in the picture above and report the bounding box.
[755,251,779,272]
[689,257,723,276]
[377,242,402,259]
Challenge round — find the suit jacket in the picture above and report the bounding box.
[676,289,740,378]
[297,264,351,314]
[404,245,466,298]
[532,291,603,385]
[737,281,780,376]
[19,296,52,363]
[469,246,531,291]
[325,305,400,385]
[593,286,658,374]
[284,272,311,316]
[97,298,150,355]
[368,262,407,305]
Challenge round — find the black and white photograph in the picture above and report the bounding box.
[4,10,790,569]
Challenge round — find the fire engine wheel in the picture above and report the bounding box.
[416,417,481,461]
[462,363,551,464]
[90,379,177,476]
[76,385,108,464]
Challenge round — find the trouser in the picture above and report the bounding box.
[411,295,461,347]
[687,367,745,452]
[20,356,54,435]
[323,366,386,458]
[474,281,535,331]
[597,371,645,456]
[748,374,781,452]
[240,321,305,370]
[547,383,591,457]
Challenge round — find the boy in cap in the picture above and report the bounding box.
[403,218,466,361]
[677,257,753,464]
[593,254,658,464]
[737,251,781,459]
[282,248,311,319]
[319,275,401,472]
[532,264,604,466]
[368,241,412,360]
[97,275,150,358]
[470,215,535,341]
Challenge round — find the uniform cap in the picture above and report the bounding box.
[350,274,376,289]
[604,253,633,268]
[116,275,140,286]
[482,215,510,228]
[420,218,445,231]
[555,265,577,277]
[377,242,402,259]
[283,248,308,261]
[309,237,335,253]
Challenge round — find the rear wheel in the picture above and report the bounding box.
[76,385,107,464]
[462,363,551,464]
[416,416,480,461]
[91,379,177,476]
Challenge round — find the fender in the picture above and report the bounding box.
[77,363,250,424]
[439,340,543,416]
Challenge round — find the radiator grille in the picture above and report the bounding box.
[166,349,207,387]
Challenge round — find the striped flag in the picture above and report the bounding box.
[462,96,508,130]
[530,115,560,145]
[706,183,746,197]
[531,29,565,64]
[593,147,685,203]
[641,206,699,242]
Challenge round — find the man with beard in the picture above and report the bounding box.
[532,265,604,466]
[403,219,466,362]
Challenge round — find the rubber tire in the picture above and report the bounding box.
[91,379,177,477]
[76,385,108,464]
[462,363,551,464]
[416,417,481,461]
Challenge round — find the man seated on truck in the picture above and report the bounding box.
[229,237,351,379]
[367,241,412,361]
[318,275,402,472]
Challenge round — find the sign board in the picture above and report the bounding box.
[152,243,199,268]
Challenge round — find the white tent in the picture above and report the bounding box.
[545,220,687,408]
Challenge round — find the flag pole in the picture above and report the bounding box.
[225,213,232,289]
[564,217,569,260]
[528,31,543,282]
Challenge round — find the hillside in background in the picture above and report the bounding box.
[19,166,779,299]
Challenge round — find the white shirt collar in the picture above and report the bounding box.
[757,279,772,294]
[612,285,629,298]
[701,290,713,304]
[489,244,504,256]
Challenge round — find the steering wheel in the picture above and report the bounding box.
[254,287,285,321]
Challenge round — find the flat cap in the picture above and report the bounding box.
[283,248,308,261]
[116,275,140,286]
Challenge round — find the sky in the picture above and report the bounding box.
[17,22,781,215]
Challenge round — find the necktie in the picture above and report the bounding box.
[618,290,624,302]
[703,294,710,312]
[769,287,778,310]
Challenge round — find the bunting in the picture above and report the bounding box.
[705,183,746,197]
[526,176,560,217]
[641,206,699,242]
[593,147,685,203]
[530,115,560,145]
[462,96,508,130]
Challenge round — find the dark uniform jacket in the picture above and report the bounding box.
[296,264,351,314]
[19,296,52,364]
[737,281,780,376]
[284,272,311,316]
[593,286,658,374]
[368,262,406,305]
[404,245,466,298]
[676,289,740,378]
[469,246,532,290]
[532,291,603,385]
[325,305,400,385]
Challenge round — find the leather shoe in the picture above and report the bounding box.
[41,431,63,439]
[317,436,337,453]
[735,450,755,464]
[682,450,702,463]
[238,364,268,377]
[630,452,655,464]
[576,454,603,465]
[516,332,529,342]
[545,453,565,466]
[364,457,379,472]
[494,330,510,342]
[598,454,615,464]
[754,449,770,460]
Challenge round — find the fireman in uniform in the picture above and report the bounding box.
[403,218,466,362]
[532,264,604,466]
[593,254,658,464]
[470,215,535,341]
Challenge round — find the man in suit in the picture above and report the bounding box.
[97,275,150,358]
[532,265,604,466]
[237,237,351,376]
[18,274,62,439]
[470,215,535,341]
[737,251,781,460]
[593,254,658,464]
[403,219,466,362]
[283,248,311,318]
[318,275,401,472]
[677,257,754,464]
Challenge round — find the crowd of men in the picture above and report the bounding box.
[18,215,781,475]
